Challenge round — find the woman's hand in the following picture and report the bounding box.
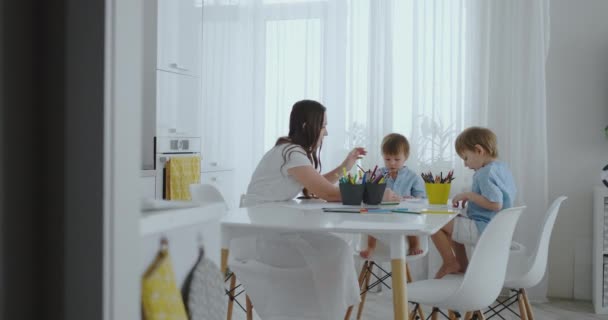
[343,147,367,170]
[383,188,400,201]
[452,192,470,208]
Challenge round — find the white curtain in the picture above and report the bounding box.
[202,0,550,299]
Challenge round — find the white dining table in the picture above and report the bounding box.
[220,199,459,320]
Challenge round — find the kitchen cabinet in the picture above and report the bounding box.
[156,70,201,138]
[141,0,202,170]
[156,0,201,77]
[140,175,156,199]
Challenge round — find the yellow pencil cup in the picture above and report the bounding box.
[425,183,451,205]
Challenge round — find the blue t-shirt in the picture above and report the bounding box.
[381,166,426,198]
[467,161,517,233]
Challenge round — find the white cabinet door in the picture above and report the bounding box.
[201,170,235,209]
[157,0,201,77]
[156,70,200,137]
[140,176,156,199]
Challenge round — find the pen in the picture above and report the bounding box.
[365,208,393,213]
[391,209,420,214]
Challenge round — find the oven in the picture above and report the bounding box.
[155,137,201,199]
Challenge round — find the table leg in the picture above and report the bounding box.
[390,235,408,320]
[221,227,231,275]
[221,248,229,274]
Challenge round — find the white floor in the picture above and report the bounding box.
[232,290,608,320]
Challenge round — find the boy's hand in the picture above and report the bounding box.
[452,192,470,208]
[383,188,400,201]
[343,147,367,170]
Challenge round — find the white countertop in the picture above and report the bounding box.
[140,201,225,236]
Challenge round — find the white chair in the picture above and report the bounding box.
[190,183,228,209]
[345,236,429,320]
[485,196,566,320]
[226,194,324,320]
[407,206,526,320]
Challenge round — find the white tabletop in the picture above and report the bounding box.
[220,199,459,320]
[221,199,459,237]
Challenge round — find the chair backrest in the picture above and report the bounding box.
[444,206,525,311]
[189,184,228,209]
[517,196,567,287]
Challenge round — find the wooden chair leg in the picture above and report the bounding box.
[407,303,422,320]
[430,307,439,320]
[417,303,426,320]
[356,263,374,320]
[345,261,369,320]
[463,311,473,320]
[226,274,237,320]
[474,310,486,320]
[246,295,253,320]
[448,310,457,320]
[408,306,416,320]
[517,290,528,320]
[522,288,535,320]
[406,263,413,283]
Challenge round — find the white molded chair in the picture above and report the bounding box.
[346,236,429,320]
[226,194,326,320]
[190,183,228,209]
[486,197,566,320]
[407,206,526,320]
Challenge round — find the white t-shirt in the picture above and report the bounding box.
[244,143,313,205]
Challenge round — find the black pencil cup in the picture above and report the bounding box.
[363,183,387,205]
[339,183,365,205]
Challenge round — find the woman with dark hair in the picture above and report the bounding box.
[235,100,398,319]
[244,99,398,204]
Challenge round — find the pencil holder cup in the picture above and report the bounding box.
[339,183,365,205]
[363,183,387,205]
[425,183,451,205]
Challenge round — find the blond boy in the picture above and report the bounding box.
[432,127,516,278]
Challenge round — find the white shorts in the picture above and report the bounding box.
[452,216,480,245]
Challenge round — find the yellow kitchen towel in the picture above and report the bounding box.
[142,247,188,320]
[165,156,200,200]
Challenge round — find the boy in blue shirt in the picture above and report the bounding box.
[433,127,516,278]
[360,133,426,259]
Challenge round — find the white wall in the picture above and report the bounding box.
[546,0,608,299]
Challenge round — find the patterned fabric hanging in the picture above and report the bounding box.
[142,238,188,320]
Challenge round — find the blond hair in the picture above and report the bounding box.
[455,127,498,158]
[381,133,410,158]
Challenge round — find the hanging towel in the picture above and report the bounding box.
[142,247,188,320]
[182,250,226,320]
[165,156,201,200]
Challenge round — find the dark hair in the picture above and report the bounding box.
[276,100,326,197]
[381,133,410,158]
